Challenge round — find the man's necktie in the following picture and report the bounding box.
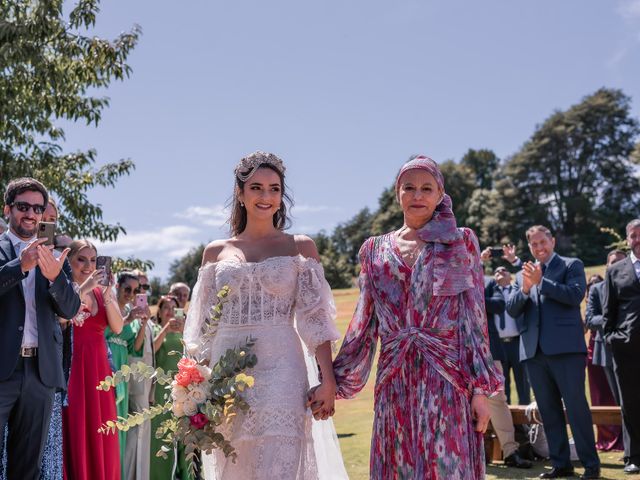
[499,285,511,330]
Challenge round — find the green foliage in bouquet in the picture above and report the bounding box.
[97,285,258,477]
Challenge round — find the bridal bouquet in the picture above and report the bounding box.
[97,286,257,476]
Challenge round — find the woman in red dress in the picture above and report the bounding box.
[63,240,123,479]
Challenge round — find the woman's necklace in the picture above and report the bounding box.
[396,227,425,266]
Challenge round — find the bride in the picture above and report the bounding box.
[183,151,348,479]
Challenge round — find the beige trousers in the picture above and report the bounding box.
[487,361,519,458]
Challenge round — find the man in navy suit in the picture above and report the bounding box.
[507,225,599,479]
[603,219,640,474]
[0,178,80,479]
[484,276,532,469]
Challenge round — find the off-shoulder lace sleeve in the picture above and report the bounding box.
[184,263,217,359]
[294,257,341,355]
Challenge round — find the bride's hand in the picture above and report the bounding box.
[306,385,322,411]
[307,381,336,421]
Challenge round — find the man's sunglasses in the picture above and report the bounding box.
[10,202,46,215]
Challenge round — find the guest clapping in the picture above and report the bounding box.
[506,226,599,479]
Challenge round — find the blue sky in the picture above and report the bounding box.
[59,0,640,280]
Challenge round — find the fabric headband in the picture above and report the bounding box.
[395,156,445,202]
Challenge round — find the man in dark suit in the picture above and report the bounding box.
[603,219,640,474]
[0,178,80,479]
[586,250,626,404]
[484,276,532,469]
[507,225,599,479]
[494,266,531,405]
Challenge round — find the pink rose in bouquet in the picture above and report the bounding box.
[189,413,209,430]
[175,357,205,387]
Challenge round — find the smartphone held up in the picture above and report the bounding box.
[37,222,56,246]
[95,256,112,287]
[135,293,148,310]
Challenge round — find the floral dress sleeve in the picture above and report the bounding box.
[294,257,341,355]
[333,238,379,399]
[459,228,504,397]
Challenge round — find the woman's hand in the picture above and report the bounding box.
[471,394,491,433]
[168,318,184,333]
[80,269,106,294]
[125,305,150,324]
[306,380,336,421]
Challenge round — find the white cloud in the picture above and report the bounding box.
[291,204,342,214]
[607,1,640,68]
[175,204,228,227]
[95,225,201,260]
[607,45,629,68]
[617,0,640,19]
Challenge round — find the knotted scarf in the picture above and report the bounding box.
[395,156,474,296]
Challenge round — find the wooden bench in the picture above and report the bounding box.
[485,405,622,462]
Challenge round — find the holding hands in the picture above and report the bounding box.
[306,380,337,421]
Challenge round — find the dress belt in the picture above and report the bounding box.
[377,326,471,399]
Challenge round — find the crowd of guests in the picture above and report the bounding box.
[477,221,640,478]
[0,178,194,480]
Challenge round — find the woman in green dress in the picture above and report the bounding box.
[108,271,144,479]
[150,295,193,480]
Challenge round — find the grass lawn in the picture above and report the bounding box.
[329,271,630,479]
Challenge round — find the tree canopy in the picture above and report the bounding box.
[0,0,141,241]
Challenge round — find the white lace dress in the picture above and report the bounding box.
[184,255,349,480]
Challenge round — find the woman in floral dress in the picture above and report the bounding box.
[329,156,503,479]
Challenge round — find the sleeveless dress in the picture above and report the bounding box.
[184,255,348,480]
[63,288,120,479]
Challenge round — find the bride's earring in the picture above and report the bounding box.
[240,201,245,208]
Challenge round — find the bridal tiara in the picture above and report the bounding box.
[234,151,286,182]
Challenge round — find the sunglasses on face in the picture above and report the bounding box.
[138,284,150,291]
[122,286,135,294]
[11,202,46,215]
